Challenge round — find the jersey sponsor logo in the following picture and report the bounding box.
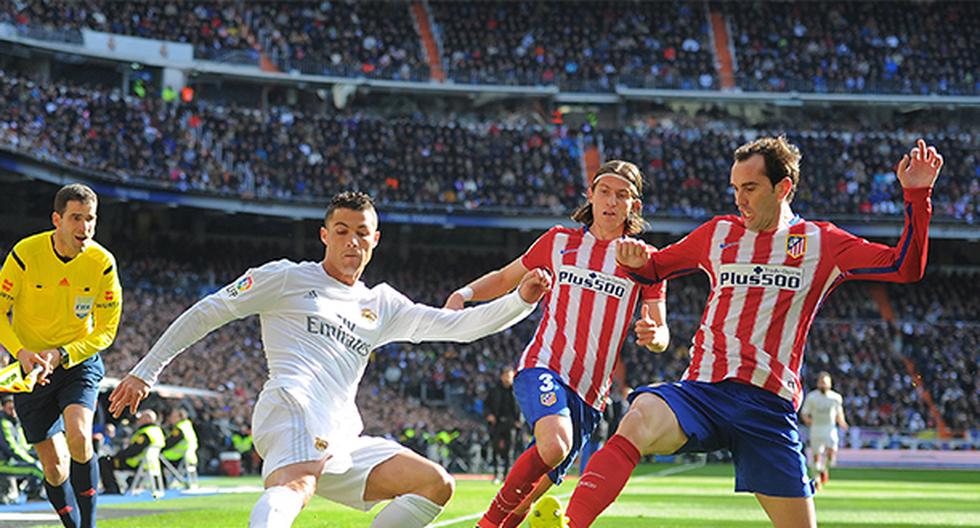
[718,264,804,291]
[786,234,807,259]
[225,275,254,298]
[305,315,372,357]
[361,308,378,321]
[556,265,629,299]
[73,296,95,319]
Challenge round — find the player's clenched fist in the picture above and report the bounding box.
[517,268,552,304]
[616,238,650,269]
[108,374,151,418]
[896,138,943,189]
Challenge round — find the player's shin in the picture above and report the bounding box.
[44,478,81,528]
[565,434,641,527]
[370,493,444,527]
[479,446,552,526]
[249,486,305,528]
[70,458,99,528]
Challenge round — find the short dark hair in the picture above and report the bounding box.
[571,160,646,235]
[54,183,98,215]
[324,191,376,225]
[733,136,801,202]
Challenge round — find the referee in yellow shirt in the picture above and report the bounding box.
[0,184,121,528]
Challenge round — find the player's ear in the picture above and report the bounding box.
[319,226,329,247]
[372,230,381,247]
[51,211,61,229]
[777,177,793,200]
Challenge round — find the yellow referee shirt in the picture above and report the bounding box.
[0,230,122,368]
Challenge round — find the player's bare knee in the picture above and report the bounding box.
[619,394,684,454]
[417,463,454,505]
[535,434,572,467]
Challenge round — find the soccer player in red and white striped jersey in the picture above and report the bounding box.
[443,161,669,528]
[562,137,943,528]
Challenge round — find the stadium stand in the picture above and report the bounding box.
[723,1,980,95]
[430,0,716,90]
[0,72,977,221]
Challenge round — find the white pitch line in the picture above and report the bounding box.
[430,462,705,528]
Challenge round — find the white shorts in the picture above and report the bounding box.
[809,427,839,454]
[252,387,405,511]
[315,436,405,511]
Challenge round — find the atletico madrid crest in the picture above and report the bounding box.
[540,392,557,407]
[786,234,807,259]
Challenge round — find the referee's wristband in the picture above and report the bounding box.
[57,347,69,367]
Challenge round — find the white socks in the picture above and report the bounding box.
[250,486,306,528]
[370,493,444,528]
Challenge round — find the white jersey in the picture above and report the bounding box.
[130,259,536,468]
[800,389,844,430]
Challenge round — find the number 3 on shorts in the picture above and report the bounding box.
[538,373,555,392]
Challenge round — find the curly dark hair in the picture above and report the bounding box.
[734,136,802,202]
[324,191,376,224]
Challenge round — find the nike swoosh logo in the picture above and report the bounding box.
[718,242,739,250]
[560,249,578,255]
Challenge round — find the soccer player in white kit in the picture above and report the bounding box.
[108,192,553,527]
[800,372,847,489]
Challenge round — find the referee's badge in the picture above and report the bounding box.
[73,296,95,319]
[786,234,807,259]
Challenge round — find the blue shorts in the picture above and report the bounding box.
[514,367,601,485]
[632,379,814,498]
[14,354,104,444]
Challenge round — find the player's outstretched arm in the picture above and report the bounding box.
[444,258,527,310]
[831,139,943,283]
[384,269,551,345]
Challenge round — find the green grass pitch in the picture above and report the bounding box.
[37,464,980,527]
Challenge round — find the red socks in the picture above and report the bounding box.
[501,508,530,528]
[479,446,552,527]
[566,434,641,527]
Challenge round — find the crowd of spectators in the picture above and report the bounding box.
[0,0,427,78]
[1,71,978,223]
[723,1,980,95]
[4,1,977,95]
[431,1,715,90]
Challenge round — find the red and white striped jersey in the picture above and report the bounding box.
[623,187,933,408]
[519,226,665,410]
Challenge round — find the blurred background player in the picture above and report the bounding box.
[0,184,121,528]
[0,395,44,504]
[107,191,552,528]
[443,161,670,528]
[98,410,164,495]
[800,372,848,489]
[564,138,944,528]
[484,366,521,484]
